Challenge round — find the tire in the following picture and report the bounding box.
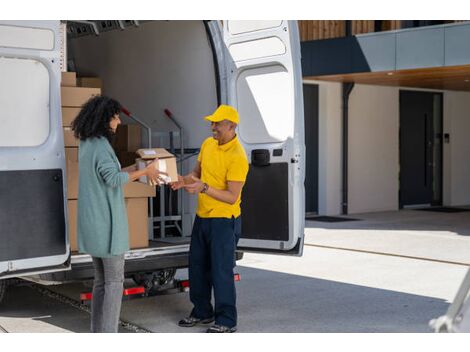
[132,269,177,288]
[0,280,7,305]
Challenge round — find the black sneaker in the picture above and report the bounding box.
[206,324,237,333]
[178,316,214,327]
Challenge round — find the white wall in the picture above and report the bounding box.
[309,80,470,215]
[444,91,470,206]
[312,81,399,216]
[348,85,399,214]
[316,81,342,216]
[68,21,217,151]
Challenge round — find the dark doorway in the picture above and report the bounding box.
[303,84,319,214]
[399,90,443,208]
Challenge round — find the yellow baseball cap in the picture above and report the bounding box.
[204,105,239,124]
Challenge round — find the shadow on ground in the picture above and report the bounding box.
[0,264,448,333]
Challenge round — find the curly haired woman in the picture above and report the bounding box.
[71,95,163,333]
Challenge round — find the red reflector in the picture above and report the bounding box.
[181,280,190,288]
[80,292,92,301]
[123,287,145,296]
[234,273,240,281]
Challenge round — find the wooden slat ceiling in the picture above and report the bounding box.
[304,65,470,92]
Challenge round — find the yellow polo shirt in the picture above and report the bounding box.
[197,135,249,218]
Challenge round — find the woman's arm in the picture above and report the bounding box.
[97,153,130,187]
[127,159,166,183]
[121,163,137,173]
[98,152,165,186]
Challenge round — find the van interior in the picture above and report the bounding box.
[65,20,219,252]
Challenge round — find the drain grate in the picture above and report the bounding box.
[305,216,361,222]
[415,207,470,213]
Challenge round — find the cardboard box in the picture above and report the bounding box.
[67,198,149,252]
[124,181,156,198]
[63,127,79,147]
[67,200,78,251]
[117,151,138,168]
[136,148,178,185]
[61,86,101,107]
[65,147,79,199]
[113,125,142,152]
[61,72,76,87]
[126,198,149,249]
[77,77,102,88]
[61,107,81,127]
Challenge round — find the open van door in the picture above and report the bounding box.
[0,21,70,279]
[221,20,305,255]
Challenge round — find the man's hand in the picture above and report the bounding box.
[184,175,205,194]
[169,175,185,190]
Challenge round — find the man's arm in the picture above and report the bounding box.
[184,176,244,205]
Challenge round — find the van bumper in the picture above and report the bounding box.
[28,251,244,284]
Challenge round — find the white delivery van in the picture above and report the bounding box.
[0,20,305,302]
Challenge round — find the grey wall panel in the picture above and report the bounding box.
[354,33,396,72]
[301,38,354,76]
[396,28,445,69]
[445,25,470,66]
[302,23,470,77]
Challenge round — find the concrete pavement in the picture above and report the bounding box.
[1,209,468,332]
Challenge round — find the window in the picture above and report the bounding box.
[236,65,294,144]
[0,57,50,147]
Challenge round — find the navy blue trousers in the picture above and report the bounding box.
[189,216,241,328]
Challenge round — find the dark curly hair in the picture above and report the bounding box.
[71,95,122,142]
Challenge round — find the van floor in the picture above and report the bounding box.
[149,237,191,248]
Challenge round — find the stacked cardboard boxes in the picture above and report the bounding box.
[61,72,155,252]
[113,124,142,168]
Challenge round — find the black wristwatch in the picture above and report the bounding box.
[201,183,209,194]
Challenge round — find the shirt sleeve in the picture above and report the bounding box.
[197,138,209,162]
[227,155,249,182]
[96,149,129,188]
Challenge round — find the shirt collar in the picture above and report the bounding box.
[217,134,238,151]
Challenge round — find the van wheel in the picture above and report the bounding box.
[0,280,7,305]
[132,269,177,290]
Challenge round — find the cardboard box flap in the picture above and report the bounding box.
[137,148,175,160]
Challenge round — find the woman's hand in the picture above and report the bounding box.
[145,159,168,184]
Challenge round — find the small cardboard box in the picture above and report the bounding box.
[65,147,79,199]
[113,125,142,152]
[77,77,102,88]
[136,148,178,185]
[67,198,149,252]
[61,86,101,107]
[61,107,81,127]
[63,127,79,147]
[61,72,77,87]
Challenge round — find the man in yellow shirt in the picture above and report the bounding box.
[171,105,249,333]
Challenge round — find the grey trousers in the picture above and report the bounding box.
[91,254,125,333]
